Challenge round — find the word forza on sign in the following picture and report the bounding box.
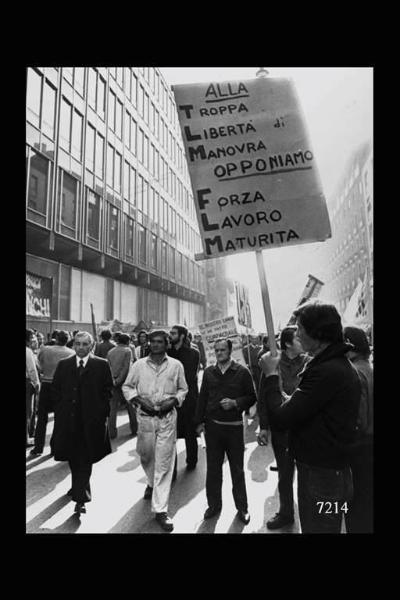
[173,79,331,260]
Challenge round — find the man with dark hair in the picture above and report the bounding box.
[30,330,75,456]
[258,326,309,529]
[137,330,151,358]
[66,330,79,349]
[196,337,257,524]
[343,325,373,533]
[45,330,60,346]
[107,333,137,439]
[169,324,200,472]
[122,330,188,532]
[51,331,113,515]
[94,329,116,358]
[259,300,361,534]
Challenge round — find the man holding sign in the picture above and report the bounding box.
[195,338,256,524]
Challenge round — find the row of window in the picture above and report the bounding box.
[27,68,188,184]
[26,148,203,287]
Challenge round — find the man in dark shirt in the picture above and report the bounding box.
[169,325,200,471]
[94,329,116,359]
[195,338,257,524]
[258,301,361,534]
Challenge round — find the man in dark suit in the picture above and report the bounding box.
[168,325,200,472]
[51,331,113,515]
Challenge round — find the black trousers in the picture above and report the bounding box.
[271,430,295,518]
[33,382,54,453]
[204,420,247,512]
[345,440,373,533]
[68,432,92,504]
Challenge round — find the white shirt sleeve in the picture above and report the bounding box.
[122,360,140,401]
[175,362,188,407]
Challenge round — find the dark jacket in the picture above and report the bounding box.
[51,355,113,463]
[137,343,151,359]
[196,341,207,369]
[168,345,200,436]
[257,351,310,429]
[94,340,116,359]
[196,360,257,424]
[260,342,361,469]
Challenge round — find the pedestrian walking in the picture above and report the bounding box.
[195,337,257,525]
[136,330,151,358]
[258,300,361,534]
[122,330,188,532]
[343,325,373,533]
[169,325,200,473]
[50,331,113,515]
[107,333,138,439]
[30,330,75,456]
[194,333,207,370]
[26,329,40,448]
[258,326,309,529]
[94,329,116,358]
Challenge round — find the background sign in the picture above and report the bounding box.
[26,272,52,318]
[287,274,324,324]
[235,282,252,328]
[198,316,246,367]
[173,78,331,259]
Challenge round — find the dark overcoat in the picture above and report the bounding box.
[168,345,200,438]
[50,354,113,463]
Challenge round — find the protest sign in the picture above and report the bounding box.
[198,316,246,367]
[173,77,331,259]
[287,274,324,324]
[235,281,252,328]
[26,272,52,318]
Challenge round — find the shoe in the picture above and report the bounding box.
[143,485,153,500]
[74,502,86,515]
[269,464,278,471]
[237,510,250,525]
[186,463,197,471]
[204,506,222,519]
[266,513,294,530]
[155,512,174,532]
[29,449,42,457]
[67,488,72,497]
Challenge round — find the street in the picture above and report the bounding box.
[26,411,302,534]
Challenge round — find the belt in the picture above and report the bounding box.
[140,406,175,418]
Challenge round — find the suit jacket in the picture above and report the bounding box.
[51,355,113,463]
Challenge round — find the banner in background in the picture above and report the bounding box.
[173,77,331,259]
[235,281,252,328]
[26,272,52,318]
[287,274,324,324]
[198,316,246,367]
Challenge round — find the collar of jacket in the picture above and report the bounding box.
[301,342,353,374]
[211,360,240,374]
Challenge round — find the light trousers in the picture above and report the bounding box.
[136,409,177,513]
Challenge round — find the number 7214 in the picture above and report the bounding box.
[316,501,348,514]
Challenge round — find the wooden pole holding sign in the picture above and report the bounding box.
[255,250,278,357]
[90,303,97,342]
[254,68,277,357]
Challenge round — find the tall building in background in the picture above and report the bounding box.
[316,140,373,325]
[26,67,206,334]
[204,258,235,322]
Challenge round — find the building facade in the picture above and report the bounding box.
[316,140,373,323]
[26,67,206,335]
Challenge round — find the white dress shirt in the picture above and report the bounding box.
[76,354,90,368]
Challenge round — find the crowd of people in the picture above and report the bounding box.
[26,300,373,534]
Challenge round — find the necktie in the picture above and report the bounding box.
[78,359,85,376]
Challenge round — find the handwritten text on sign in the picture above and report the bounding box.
[173,78,331,259]
[198,316,246,367]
